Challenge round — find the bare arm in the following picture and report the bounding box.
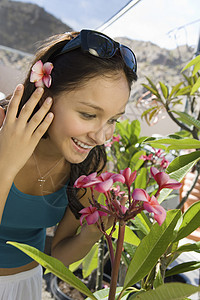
[0,84,53,223]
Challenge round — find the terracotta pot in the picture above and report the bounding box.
[180,172,200,241]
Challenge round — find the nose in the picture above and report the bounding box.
[88,124,114,145]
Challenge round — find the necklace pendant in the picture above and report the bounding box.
[38,177,46,186]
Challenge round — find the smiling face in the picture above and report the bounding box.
[46,71,130,164]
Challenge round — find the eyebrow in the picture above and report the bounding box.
[78,101,125,116]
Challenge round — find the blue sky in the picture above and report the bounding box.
[12,0,200,49]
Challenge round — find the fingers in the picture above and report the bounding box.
[6,84,24,122]
[18,87,44,122]
[0,107,5,127]
[32,112,54,141]
[27,96,53,133]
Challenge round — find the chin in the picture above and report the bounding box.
[64,152,90,165]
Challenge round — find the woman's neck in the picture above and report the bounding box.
[14,138,71,196]
[34,138,63,161]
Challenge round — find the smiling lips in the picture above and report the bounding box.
[72,137,94,151]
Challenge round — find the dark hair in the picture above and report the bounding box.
[17,32,137,218]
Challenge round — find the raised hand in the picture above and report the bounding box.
[0,84,54,179]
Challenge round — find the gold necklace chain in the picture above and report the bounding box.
[33,153,65,187]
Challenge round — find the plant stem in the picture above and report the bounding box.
[108,223,125,300]
[96,236,105,291]
[105,235,115,267]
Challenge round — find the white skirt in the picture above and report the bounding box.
[0,265,43,300]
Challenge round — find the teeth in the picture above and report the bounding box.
[73,138,93,149]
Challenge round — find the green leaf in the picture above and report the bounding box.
[175,241,200,253]
[128,283,200,300]
[82,243,98,278]
[107,224,140,246]
[135,167,147,189]
[174,201,200,242]
[191,76,200,94]
[7,242,97,300]
[86,287,130,300]
[69,258,83,272]
[165,261,200,277]
[142,84,160,98]
[168,82,184,98]
[158,151,200,204]
[116,120,129,137]
[192,60,200,75]
[171,111,200,130]
[130,119,141,140]
[145,137,200,150]
[182,55,200,72]
[131,211,151,236]
[123,210,181,289]
[174,130,192,138]
[149,108,160,122]
[129,150,146,171]
[159,81,168,98]
[153,268,164,289]
[141,106,158,119]
[167,151,200,174]
[146,77,160,94]
[174,86,191,96]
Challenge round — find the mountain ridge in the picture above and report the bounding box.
[0,0,72,53]
[0,0,196,101]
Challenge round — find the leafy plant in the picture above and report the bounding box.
[8,151,200,299]
[139,54,200,209]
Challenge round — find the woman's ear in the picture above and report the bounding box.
[0,107,6,127]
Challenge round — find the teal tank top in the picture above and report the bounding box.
[0,182,68,268]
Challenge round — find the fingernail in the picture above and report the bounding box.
[46,97,52,104]
[48,112,54,119]
[16,84,23,91]
[37,87,44,93]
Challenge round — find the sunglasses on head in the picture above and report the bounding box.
[56,29,137,75]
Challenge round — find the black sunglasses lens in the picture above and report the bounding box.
[87,32,115,58]
[120,45,137,72]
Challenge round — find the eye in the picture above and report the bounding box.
[107,118,120,125]
[79,112,96,119]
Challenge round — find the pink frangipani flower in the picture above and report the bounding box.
[160,157,170,169]
[79,205,107,225]
[143,195,166,226]
[104,141,113,147]
[94,172,125,193]
[104,134,121,147]
[112,185,125,198]
[112,134,121,143]
[132,188,166,225]
[140,154,153,161]
[120,168,137,187]
[74,172,101,188]
[132,188,150,202]
[150,167,182,192]
[30,60,53,88]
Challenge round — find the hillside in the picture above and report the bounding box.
[116,37,195,101]
[0,0,72,53]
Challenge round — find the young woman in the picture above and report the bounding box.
[0,29,137,299]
